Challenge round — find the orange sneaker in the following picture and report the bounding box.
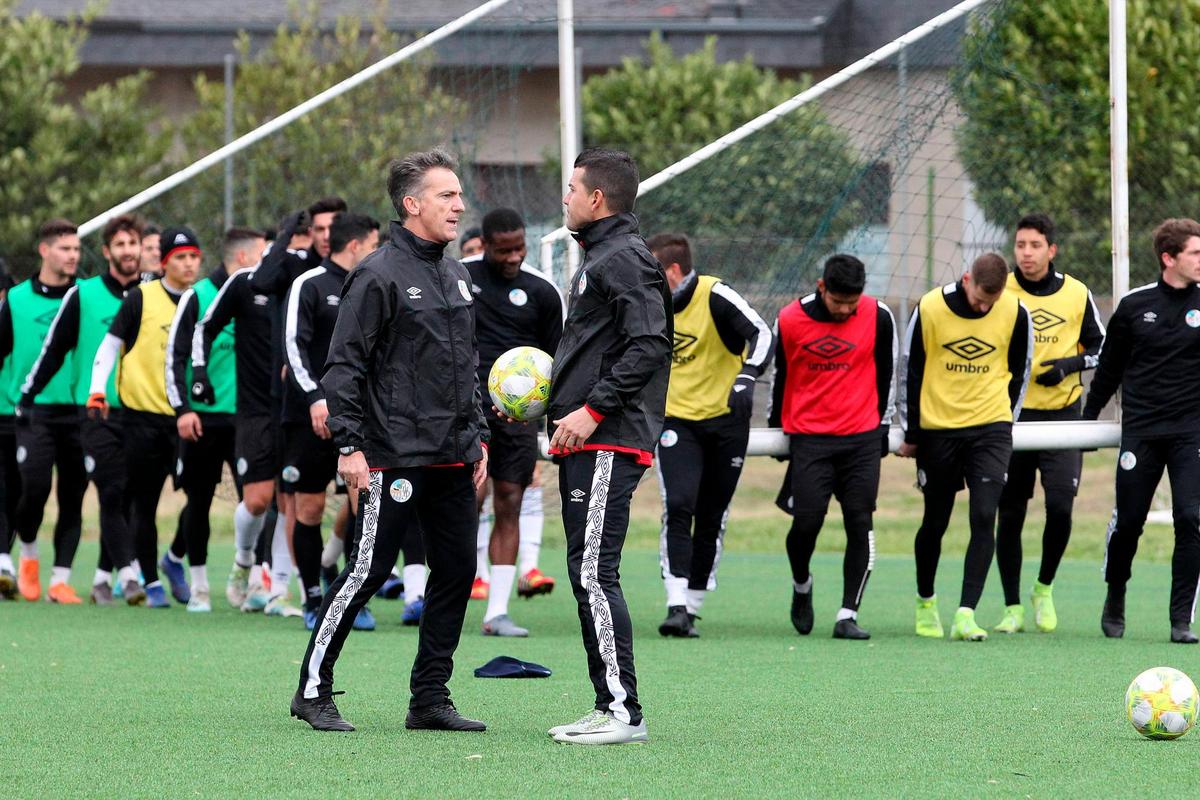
[18,558,40,602]
[47,581,83,604]
[470,576,489,601]
[517,568,555,599]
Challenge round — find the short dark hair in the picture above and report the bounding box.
[481,208,525,241]
[1016,212,1055,245]
[308,196,348,218]
[460,227,482,246]
[101,214,144,247]
[1153,218,1200,268]
[222,226,265,262]
[971,253,1009,293]
[38,218,77,245]
[646,232,693,275]
[142,223,161,238]
[387,148,458,218]
[329,213,380,254]
[574,148,639,214]
[822,254,866,295]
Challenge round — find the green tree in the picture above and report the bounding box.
[955,0,1200,290]
[579,35,865,292]
[0,0,170,277]
[163,6,467,248]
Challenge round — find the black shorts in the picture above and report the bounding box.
[177,419,237,491]
[486,415,539,486]
[916,424,1012,494]
[236,414,278,484]
[1003,448,1082,500]
[279,423,340,494]
[777,430,881,515]
[82,411,127,489]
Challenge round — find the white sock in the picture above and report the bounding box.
[93,568,111,587]
[165,549,183,565]
[403,563,426,604]
[270,515,292,599]
[685,588,706,615]
[190,565,208,592]
[131,559,142,580]
[958,605,975,614]
[794,576,813,594]
[476,507,492,581]
[664,575,688,608]
[19,541,37,560]
[485,564,516,622]
[249,564,263,588]
[117,566,137,585]
[234,502,265,567]
[919,593,936,602]
[51,566,70,586]
[0,552,12,572]
[517,486,543,574]
[321,533,344,569]
[837,607,857,622]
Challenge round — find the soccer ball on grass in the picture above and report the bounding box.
[1125,666,1198,739]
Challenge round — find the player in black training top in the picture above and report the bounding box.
[463,208,563,638]
[1083,218,1200,644]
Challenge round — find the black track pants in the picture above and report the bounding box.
[0,427,20,555]
[15,418,86,569]
[83,414,135,571]
[123,417,178,585]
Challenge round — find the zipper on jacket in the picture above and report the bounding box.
[430,261,464,463]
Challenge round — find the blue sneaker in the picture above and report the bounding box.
[402,597,424,626]
[376,574,404,600]
[145,584,170,608]
[353,606,376,631]
[159,554,191,604]
[304,609,319,631]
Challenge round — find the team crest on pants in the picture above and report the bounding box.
[282,465,301,483]
[659,429,678,448]
[237,457,248,476]
[84,455,96,474]
[390,479,413,503]
[15,446,25,464]
[1119,451,1137,471]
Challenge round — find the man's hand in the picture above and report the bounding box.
[492,404,527,425]
[177,411,203,442]
[472,447,489,492]
[1034,355,1085,387]
[338,451,369,493]
[310,400,331,439]
[86,393,109,422]
[898,442,917,458]
[550,406,600,454]
[727,373,756,421]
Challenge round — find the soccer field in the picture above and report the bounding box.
[3,537,1195,798]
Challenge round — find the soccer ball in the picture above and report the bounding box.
[488,346,553,422]
[1125,667,1199,739]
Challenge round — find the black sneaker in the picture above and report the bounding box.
[1171,624,1199,644]
[291,690,355,732]
[1101,586,1125,638]
[658,605,697,638]
[833,618,870,640]
[790,588,814,635]
[405,701,486,732]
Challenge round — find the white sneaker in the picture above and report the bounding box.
[187,588,212,613]
[548,709,606,737]
[552,711,648,745]
[240,581,270,613]
[226,565,250,607]
[264,595,303,618]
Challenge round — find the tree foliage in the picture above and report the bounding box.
[0,0,170,277]
[161,5,467,249]
[955,0,1200,289]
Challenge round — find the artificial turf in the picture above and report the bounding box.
[1,538,1195,799]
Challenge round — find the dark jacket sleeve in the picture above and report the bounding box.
[709,282,774,378]
[537,283,564,358]
[324,269,387,451]
[193,272,240,370]
[1008,304,1033,413]
[1079,289,1106,366]
[767,317,786,429]
[1082,302,1130,420]
[584,253,672,418]
[900,307,924,443]
[0,300,12,369]
[285,277,324,407]
[166,290,199,414]
[249,214,302,298]
[20,287,80,405]
[875,301,898,425]
[108,288,142,349]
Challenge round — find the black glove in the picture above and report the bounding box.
[727,373,756,421]
[190,367,216,406]
[1034,355,1086,387]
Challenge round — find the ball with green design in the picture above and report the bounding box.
[488,346,553,422]
[1125,666,1199,740]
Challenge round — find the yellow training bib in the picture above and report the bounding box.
[666,275,745,420]
[1005,271,1089,410]
[118,281,176,416]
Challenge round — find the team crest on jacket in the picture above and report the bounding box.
[458,280,472,302]
[1187,310,1200,328]
[577,272,588,294]
[509,288,528,307]
[390,479,413,503]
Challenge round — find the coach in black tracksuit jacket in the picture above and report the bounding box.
[1083,219,1200,642]
[294,160,490,732]
[549,202,672,733]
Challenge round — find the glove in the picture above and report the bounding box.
[727,373,756,421]
[13,401,30,427]
[190,367,216,406]
[1034,355,1086,387]
[86,392,109,422]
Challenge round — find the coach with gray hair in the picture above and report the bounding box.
[291,148,490,733]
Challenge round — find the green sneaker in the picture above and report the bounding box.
[950,608,988,641]
[994,604,1025,634]
[1031,581,1057,632]
[915,596,944,638]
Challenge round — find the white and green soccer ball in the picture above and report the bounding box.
[1125,666,1199,739]
[488,346,553,422]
